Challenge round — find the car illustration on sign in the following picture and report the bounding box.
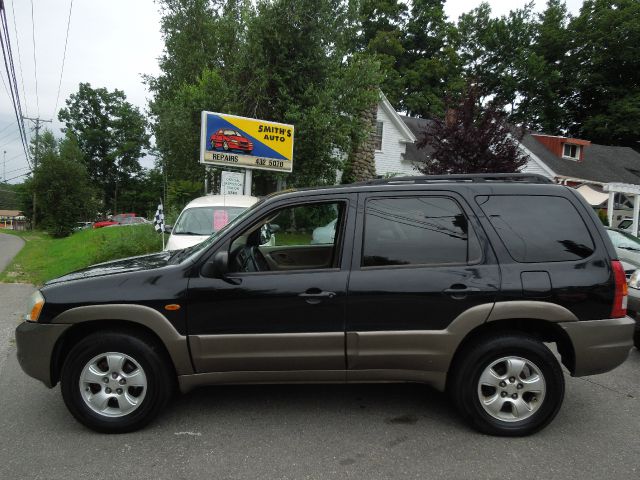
[209,129,254,154]
[200,111,294,173]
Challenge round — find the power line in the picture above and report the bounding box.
[0,126,19,143]
[9,0,27,115]
[0,53,10,99]
[4,164,29,175]
[53,0,73,120]
[0,3,31,169]
[29,0,39,116]
[3,170,29,182]
[0,121,15,135]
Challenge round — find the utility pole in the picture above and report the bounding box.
[23,116,52,228]
[2,150,5,183]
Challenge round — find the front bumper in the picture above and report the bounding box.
[560,317,635,376]
[15,321,71,388]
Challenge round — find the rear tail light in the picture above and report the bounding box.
[611,260,628,318]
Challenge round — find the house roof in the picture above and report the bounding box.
[379,92,416,143]
[0,210,22,217]
[521,133,640,184]
[398,115,433,164]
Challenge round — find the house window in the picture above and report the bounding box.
[373,121,383,151]
[563,143,580,160]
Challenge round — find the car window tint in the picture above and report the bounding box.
[229,202,345,273]
[477,195,594,262]
[362,197,480,267]
[268,203,341,247]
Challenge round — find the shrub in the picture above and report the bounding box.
[91,225,163,264]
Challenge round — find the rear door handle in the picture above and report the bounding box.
[443,284,480,299]
[299,289,336,304]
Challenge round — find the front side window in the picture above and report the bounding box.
[229,202,345,273]
[478,195,595,262]
[362,197,481,267]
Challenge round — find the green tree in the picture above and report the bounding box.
[457,3,537,112]
[358,0,407,106]
[147,0,251,183]
[565,0,640,148]
[401,0,463,118]
[514,0,571,133]
[235,0,381,186]
[23,131,98,237]
[58,83,150,213]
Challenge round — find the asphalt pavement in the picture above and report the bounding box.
[0,232,639,479]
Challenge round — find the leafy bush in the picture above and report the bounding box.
[91,225,163,264]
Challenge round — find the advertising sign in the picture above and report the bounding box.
[200,111,294,173]
[220,171,245,195]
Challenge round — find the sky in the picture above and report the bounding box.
[0,0,584,183]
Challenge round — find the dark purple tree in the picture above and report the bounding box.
[415,87,528,174]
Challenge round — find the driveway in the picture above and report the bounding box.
[0,232,23,273]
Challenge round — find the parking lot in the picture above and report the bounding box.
[0,282,638,480]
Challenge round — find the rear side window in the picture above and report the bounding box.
[477,195,594,262]
[362,196,481,267]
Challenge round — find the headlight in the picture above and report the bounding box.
[629,270,640,290]
[25,291,45,322]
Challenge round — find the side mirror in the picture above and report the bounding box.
[164,224,173,233]
[269,224,281,233]
[201,250,228,278]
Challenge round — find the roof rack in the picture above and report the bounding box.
[357,173,553,186]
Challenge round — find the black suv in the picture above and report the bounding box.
[15,174,635,436]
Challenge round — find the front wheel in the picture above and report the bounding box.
[449,334,565,436]
[61,331,174,433]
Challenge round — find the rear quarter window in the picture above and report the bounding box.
[476,195,595,263]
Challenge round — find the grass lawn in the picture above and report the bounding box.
[0,225,163,286]
[274,232,313,246]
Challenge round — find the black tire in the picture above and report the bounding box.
[60,331,174,433]
[449,334,565,436]
[634,319,640,349]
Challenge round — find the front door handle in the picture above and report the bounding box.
[299,289,336,304]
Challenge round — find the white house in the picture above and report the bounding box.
[373,92,418,176]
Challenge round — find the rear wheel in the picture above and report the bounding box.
[634,319,640,349]
[449,334,564,436]
[61,332,173,433]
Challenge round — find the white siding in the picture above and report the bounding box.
[520,158,552,178]
[518,143,555,180]
[374,106,417,176]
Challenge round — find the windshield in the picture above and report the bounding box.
[173,206,246,236]
[223,129,240,136]
[607,229,640,250]
[168,200,264,264]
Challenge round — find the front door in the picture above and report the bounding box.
[187,195,355,378]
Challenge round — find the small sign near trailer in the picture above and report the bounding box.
[200,111,294,173]
[220,171,245,195]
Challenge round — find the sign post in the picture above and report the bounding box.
[200,111,294,195]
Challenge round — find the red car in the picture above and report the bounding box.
[93,213,136,229]
[210,129,253,154]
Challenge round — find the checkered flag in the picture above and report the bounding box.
[153,200,165,234]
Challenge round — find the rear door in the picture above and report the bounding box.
[345,190,500,377]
